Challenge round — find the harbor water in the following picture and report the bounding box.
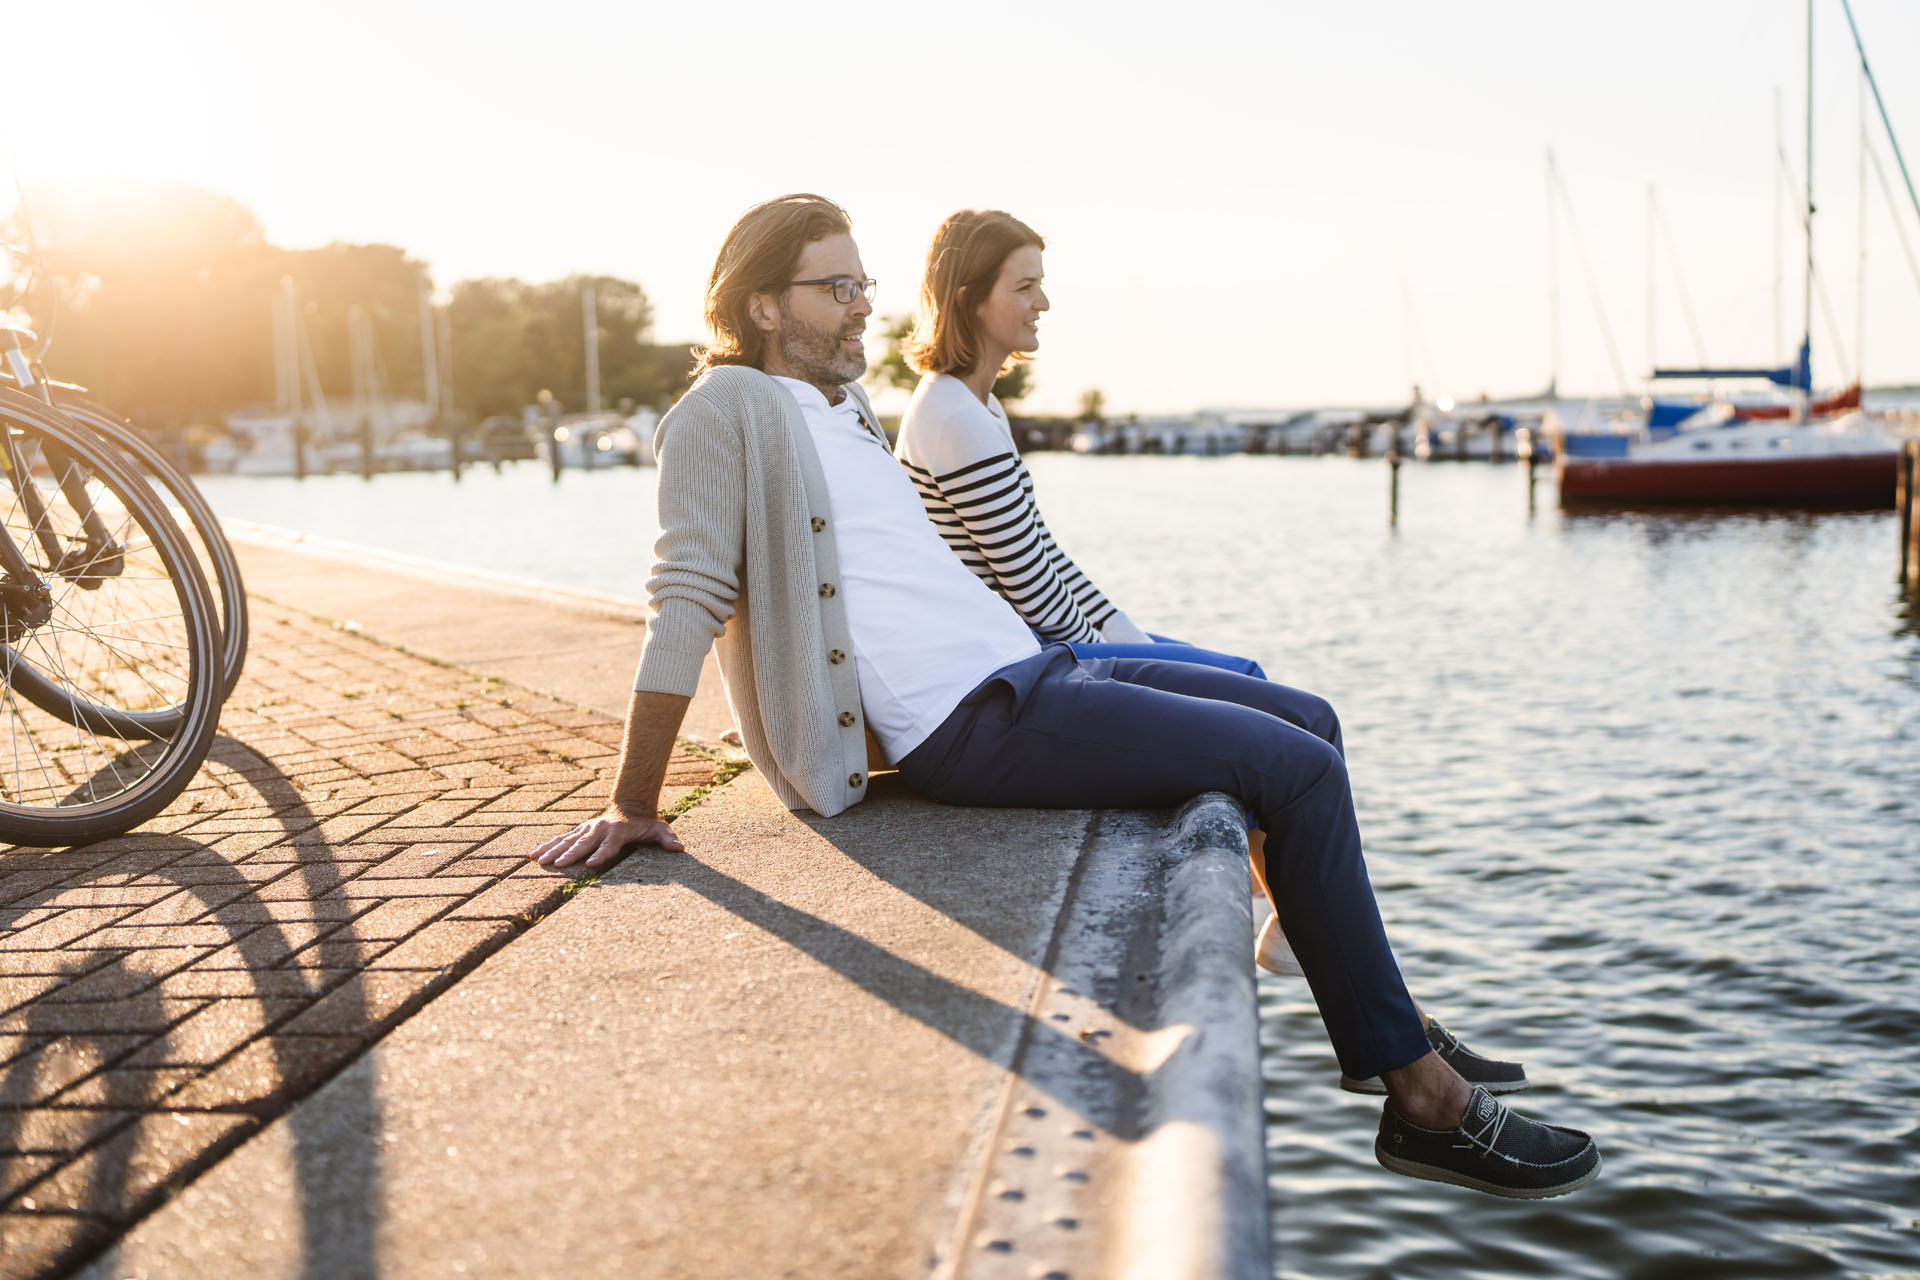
[199,456,1920,1278]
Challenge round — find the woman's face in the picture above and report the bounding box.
[972,245,1049,358]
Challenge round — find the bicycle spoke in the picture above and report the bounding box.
[23,626,140,801]
[1,668,72,808]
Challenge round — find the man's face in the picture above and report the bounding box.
[754,233,871,392]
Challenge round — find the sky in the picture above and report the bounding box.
[11,0,1920,416]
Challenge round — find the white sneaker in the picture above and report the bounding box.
[1255,912,1305,977]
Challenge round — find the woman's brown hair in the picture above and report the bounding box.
[903,210,1044,377]
[695,193,852,377]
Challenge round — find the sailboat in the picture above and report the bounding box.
[1557,0,1908,507]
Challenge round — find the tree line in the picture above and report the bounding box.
[1,182,695,431]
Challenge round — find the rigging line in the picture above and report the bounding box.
[1838,0,1920,246]
[1650,190,1711,366]
[1550,164,1631,396]
[1868,141,1920,301]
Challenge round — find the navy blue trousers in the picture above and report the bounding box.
[898,645,1430,1080]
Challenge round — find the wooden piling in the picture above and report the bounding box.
[1899,440,1913,584]
[1903,439,1920,592]
[1388,441,1402,527]
[358,415,375,482]
[1522,428,1538,516]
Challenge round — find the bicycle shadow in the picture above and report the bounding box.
[1,734,385,1280]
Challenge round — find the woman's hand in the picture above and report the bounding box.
[528,809,684,869]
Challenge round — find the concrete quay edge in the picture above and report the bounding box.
[82,525,1274,1278]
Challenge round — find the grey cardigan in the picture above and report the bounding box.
[633,364,874,817]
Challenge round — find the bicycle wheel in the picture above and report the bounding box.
[47,389,248,702]
[0,397,222,847]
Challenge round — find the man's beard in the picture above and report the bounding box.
[776,301,866,387]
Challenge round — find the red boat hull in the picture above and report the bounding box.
[1736,383,1863,421]
[1557,450,1896,506]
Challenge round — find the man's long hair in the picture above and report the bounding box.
[903,209,1044,378]
[695,194,852,377]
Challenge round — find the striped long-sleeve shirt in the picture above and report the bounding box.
[896,373,1148,645]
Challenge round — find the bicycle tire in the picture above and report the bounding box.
[48,390,248,703]
[0,398,222,847]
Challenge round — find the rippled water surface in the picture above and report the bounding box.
[202,458,1920,1278]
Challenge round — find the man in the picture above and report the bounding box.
[529,194,1600,1200]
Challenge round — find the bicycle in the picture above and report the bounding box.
[0,329,224,847]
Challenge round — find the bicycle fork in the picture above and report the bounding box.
[2,339,124,592]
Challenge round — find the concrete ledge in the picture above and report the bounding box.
[1121,795,1270,1280]
[84,533,1274,1278]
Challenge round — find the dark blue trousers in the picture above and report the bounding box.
[898,645,1430,1080]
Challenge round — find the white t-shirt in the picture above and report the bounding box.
[771,377,1040,762]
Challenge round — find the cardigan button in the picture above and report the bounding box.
[811,516,826,532]
[818,582,836,599]
[838,711,856,727]
[849,773,864,788]
[828,649,846,665]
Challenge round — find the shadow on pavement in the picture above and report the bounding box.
[1,737,382,1280]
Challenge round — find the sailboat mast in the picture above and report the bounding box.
[1546,148,1560,396]
[1774,89,1785,365]
[418,272,439,419]
[1802,0,1814,400]
[1857,64,1868,389]
[1645,183,1656,378]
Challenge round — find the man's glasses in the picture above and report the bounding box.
[787,276,877,306]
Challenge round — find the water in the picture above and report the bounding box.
[199,458,1920,1277]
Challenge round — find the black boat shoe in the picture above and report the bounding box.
[1340,1017,1530,1096]
[1376,1085,1600,1199]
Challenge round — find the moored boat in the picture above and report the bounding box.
[1555,410,1899,506]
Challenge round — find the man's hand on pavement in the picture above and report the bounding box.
[529,811,684,869]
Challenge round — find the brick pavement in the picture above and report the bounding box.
[0,598,727,1280]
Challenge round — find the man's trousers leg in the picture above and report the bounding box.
[899,652,1428,1080]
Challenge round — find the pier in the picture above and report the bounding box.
[3,532,1271,1280]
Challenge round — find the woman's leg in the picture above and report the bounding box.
[1059,634,1268,681]
[902,653,1428,1081]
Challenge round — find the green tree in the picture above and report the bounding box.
[993,364,1033,405]
[446,274,674,419]
[281,241,435,407]
[866,312,1035,404]
[1077,388,1106,421]
[867,314,919,394]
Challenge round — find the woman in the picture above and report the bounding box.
[888,213,1519,1094]
[893,210,1263,677]
[894,210,1307,978]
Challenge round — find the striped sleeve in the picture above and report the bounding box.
[900,450,1118,644]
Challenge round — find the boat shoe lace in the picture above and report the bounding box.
[1374,1085,1601,1199]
